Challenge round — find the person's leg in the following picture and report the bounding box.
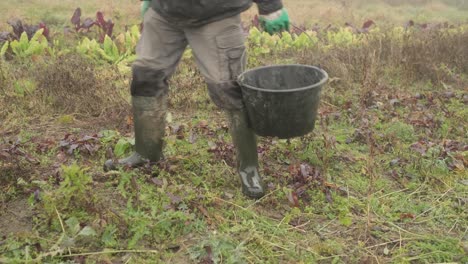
[105,9,188,170]
[185,16,265,199]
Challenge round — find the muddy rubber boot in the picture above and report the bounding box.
[227,110,266,199]
[104,95,167,171]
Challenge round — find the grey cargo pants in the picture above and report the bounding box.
[133,8,247,110]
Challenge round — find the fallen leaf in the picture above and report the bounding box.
[400,213,415,220]
[167,192,182,205]
[286,190,300,207]
[151,177,163,186]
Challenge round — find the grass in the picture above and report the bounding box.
[1,1,468,263]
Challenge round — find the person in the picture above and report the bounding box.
[105,0,290,199]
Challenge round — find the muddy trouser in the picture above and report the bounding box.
[132,8,246,110]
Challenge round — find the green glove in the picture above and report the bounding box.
[141,0,151,18]
[259,8,290,35]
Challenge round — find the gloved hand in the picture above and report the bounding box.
[141,0,151,18]
[259,8,290,35]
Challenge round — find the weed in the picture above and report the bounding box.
[9,29,50,58]
[39,163,95,228]
[382,121,416,143]
[189,234,247,263]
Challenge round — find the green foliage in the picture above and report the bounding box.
[117,171,134,198]
[99,130,120,143]
[114,137,134,157]
[13,79,36,97]
[189,234,247,264]
[9,29,50,58]
[47,39,72,59]
[77,37,107,63]
[326,27,360,47]
[382,121,416,143]
[394,238,468,263]
[126,209,152,249]
[248,27,319,57]
[76,36,126,64]
[41,163,94,221]
[102,35,121,62]
[293,31,318,49]
[57,114,74,125]
[0,41,8,59]
[101,224,119,247]
[65,216,97,240]
[0,237,38,262]
[60,163,92,200]
[77,25,139,65]
[152,210,196,240]
[115,24,140,57]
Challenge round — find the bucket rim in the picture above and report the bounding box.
[237,64,329,93]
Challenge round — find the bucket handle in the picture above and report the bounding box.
[241,48,247,73]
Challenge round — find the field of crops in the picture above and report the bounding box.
[1,0,467,263]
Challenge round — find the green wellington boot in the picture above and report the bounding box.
[104,95,166,171]
[227,109,266,199]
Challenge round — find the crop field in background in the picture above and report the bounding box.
[1,0,468,30]
[1,0,467,263]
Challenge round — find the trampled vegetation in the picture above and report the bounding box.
[1,1,467,263]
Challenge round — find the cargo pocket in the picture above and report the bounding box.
[216,28,246,81]
[227,47,246,80]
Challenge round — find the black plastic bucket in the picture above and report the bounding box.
[238,65,328,139]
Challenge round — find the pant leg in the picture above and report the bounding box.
[131,8,189,97]
[184,16,265,199]
[184,15,247,110]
